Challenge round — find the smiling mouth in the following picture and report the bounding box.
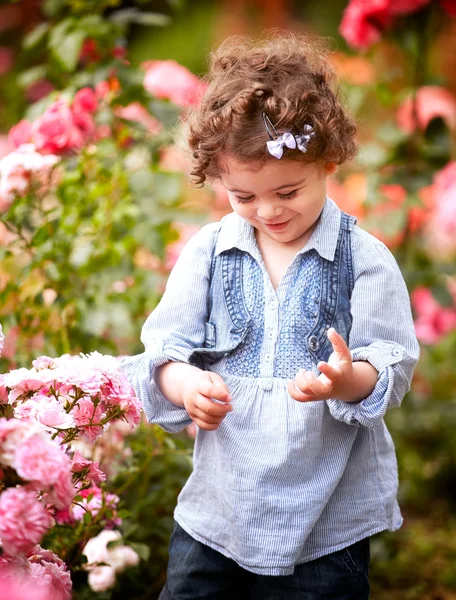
[264,220,291,231]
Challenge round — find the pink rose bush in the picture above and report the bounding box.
[1,351,141,442]
[0,349,143,597]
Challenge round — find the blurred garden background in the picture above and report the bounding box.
[0,0,455,598]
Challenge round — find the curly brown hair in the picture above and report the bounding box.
[187,32,357,186]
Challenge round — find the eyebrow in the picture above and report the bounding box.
[228,178,306,194]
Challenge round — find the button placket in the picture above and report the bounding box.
[261,272,279,378]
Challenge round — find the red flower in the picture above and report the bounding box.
[340,0,432,50]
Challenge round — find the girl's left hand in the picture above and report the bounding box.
[288,328,353,402]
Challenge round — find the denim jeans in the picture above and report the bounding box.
[158,522,370,600]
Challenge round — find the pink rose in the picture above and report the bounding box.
[88,565,116,592]
[143,60,207,108]
[0,487,52,555]
[95,80,110,99]
[32,100,80,154]
[72,87,98,114]
[28,547,72,600]
[71,397,104,441]
[14,432,72,488]
[397,86,456,133]
[425,161,456,258]
[340,0,432,49]
[412,286,456,344]
[114,102,162,134]
[71,450,106,485]
[72,486,120,527]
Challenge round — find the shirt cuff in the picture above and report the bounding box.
[120,351,193,433]
[326,342,406,429]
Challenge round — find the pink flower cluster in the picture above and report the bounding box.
[0,419,73,556]
[339,0,454,50]
[412,282,456,344]
[0,144,60,210]
[8,88,98,155]
[1,351,141,443]
[143,60,207,109]
[0,545,72,600]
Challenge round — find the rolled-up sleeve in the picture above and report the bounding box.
[327,229,420,428]
[120,222,219,431]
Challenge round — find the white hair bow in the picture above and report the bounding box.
[263,112,315,160]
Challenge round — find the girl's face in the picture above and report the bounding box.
[220,157,336,248]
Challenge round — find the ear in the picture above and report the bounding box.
[324,162,337,176]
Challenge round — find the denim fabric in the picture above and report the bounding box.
[188,211,355,370]
[159,522,370,600]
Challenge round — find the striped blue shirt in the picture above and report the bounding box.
[121,198,420,576]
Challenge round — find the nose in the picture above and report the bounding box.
[256,201,283,222]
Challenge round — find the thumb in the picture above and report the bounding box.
[207,372,231,399]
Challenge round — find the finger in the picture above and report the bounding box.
[317,361,343,383]
[190,407,225,425]
[192,417,221,431]
[199,379,231,403]
[208,372,231,397]
[293,369,333,398]
[327,328,351,361]
[195,395,233,417]
[294,370,318,395]
[287,380,325,403]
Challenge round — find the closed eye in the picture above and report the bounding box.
[277,190,298,200]
[235,195,255,204]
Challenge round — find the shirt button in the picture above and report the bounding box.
[309,335,319,351]
[392,348,402,357]
[270,300,278,310]
[267,331,273,339]
[265,353,271,361]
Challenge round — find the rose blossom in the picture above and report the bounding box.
[71,450,106,485]
[0,144,60,206]
[26,546,72,600]
[7,120,33,149]
[83,530,139,592]
[425,161,456,258]
[397,86,456,134]
[143,60,207,108]
[31,100,83,154]
[13,433,70,486]
[0,487,52,555]
[114,102,162,134]
[72,486,121,527]
[72,87,98,114]
[412,286,456,344]
[340,0,432,50]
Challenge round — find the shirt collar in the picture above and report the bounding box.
[215,197,342,262]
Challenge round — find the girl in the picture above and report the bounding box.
[121,33,420,599]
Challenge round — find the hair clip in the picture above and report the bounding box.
[262,112,314,160]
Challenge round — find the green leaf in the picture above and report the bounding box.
[49,20,86,72]
[431,285,454,308]
[17,65,48,89]
[42,0,67,18]
[23,23,50,50]
[128,541,150,562]
[109,8,171,27]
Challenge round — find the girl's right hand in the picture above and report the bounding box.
[182,371,232,431]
